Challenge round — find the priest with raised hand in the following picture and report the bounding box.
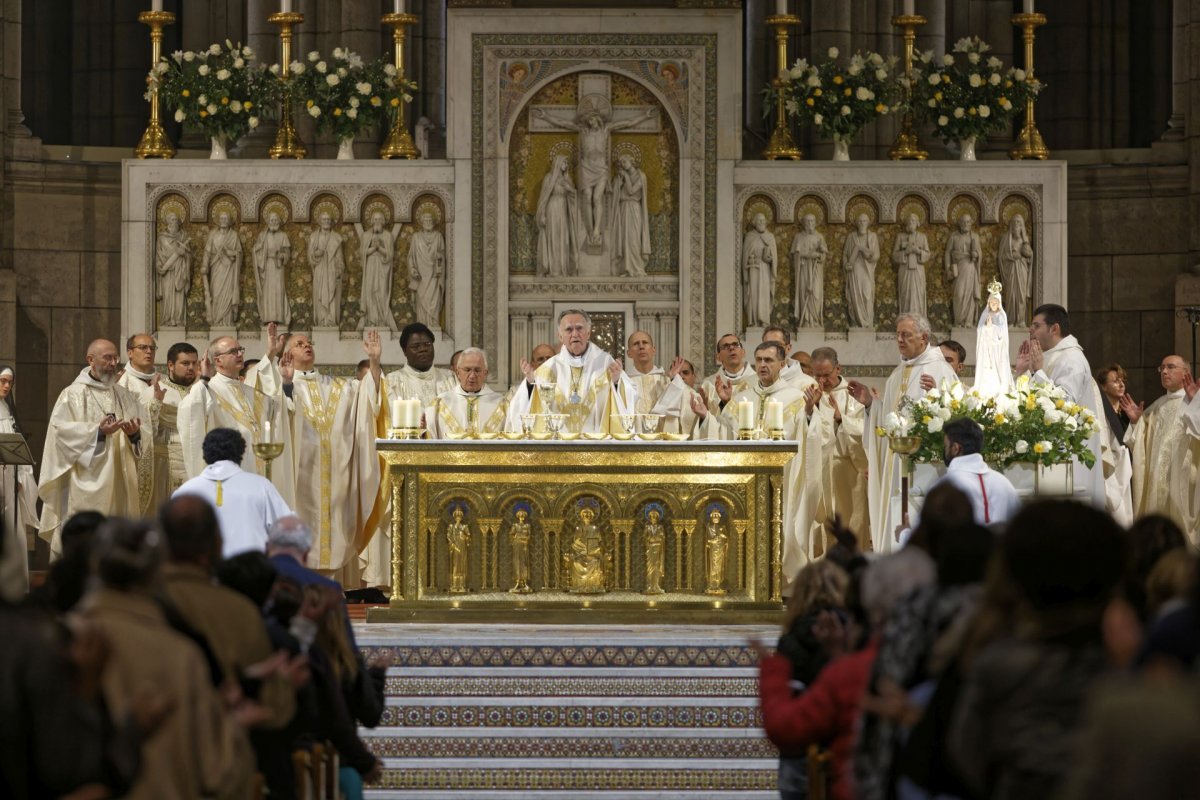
[700,333,753,416]
[255,330,387,581]
[384,322,456,409]
[115,333,167,514]
[848,313,957,554]
[1015,303,1105,507]
[177,329,295,506]
[426,348,509,438]
[650,359,702,437]
[507,308,636,435]
[1122,355,1200,540]
[38,339,149,558]
[625,331,681,415]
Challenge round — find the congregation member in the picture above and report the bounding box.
[177,328,295,504]
[848,313,957,553]
[763,325,816,392]
[1015,303,1105,506]
[797,347,869,556]
[939,339,967,379]
[1123,354,1200,540]
[384,322,456,408]
[173,428,292,557]
[259,330,385,582]
[426,347,509,437]
[116,334,165,515]
[508,308,636,434]
[701,333,753,415]
[38,339,150,559]
[650,358,702,436]
[1096,362,1134,526]
[0,365,37,598]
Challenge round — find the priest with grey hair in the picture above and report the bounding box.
[848,313,957,554]
[427,347,509,438]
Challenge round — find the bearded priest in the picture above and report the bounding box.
[507,309,636,435]
[38,339,150,558]
[848,313,958,555]
[427,348,509,438]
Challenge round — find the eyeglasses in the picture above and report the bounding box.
[1158,364,1184,373]
[214,346,246,358]
[718,341,743,351]
[130,344,158,352]
[459,367,486,376]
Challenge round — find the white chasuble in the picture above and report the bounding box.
[116,368,162,515]
[700,365,754,416]
[384,365,456,409]
[626,366,670,416]
[38,370,148,557]
[864,345,958,555]
[1125,390,1200,542]
[649,375,702,438]
[426,386,508,438]
[1031,334,1105,508]
[507,345,636,435]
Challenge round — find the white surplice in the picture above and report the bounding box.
[173,460,293,557]
[863,345,958,554]
[427,385,509,438]
[37,369,149,557]
[507,344,636,435]
[1100,403,1134,528]
[1029,334,1105,508]
[384,365,456,409]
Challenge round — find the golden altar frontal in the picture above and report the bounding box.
[368,440,797,624]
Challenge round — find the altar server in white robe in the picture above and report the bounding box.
[116,333,169,515]
[624,331,678,415]
[650,360,702,437]
[691,341,809,586]
[848,313,958,555]
[795,348,869,558]
[38,340,149,558]
[384,322,456,412]
[1015,303,1105,507]
[701,334,754,415]
[0,366,38,597]
[427,348,509,438]
[257,330,386,579]
[507,308,636,435]
[177,332,295,507]
[1122,355,1200,541]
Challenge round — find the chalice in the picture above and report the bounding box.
[253,440,286,481]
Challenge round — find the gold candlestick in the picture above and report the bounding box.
[380,12,420,159]
[268,11,307,160]
[889,14,928,161]
[135,10,176,159]
[1009,12,1049,160]
[762,13,802,161]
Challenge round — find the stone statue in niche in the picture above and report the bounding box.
[155,212,192,328]
[308,212,345,327]
[535,154,581,277]
[608,153,651,277]
[945,214,983,328]
[355,212,402,332]
[998,214,1033,325]
[201,210,243,328]
[742,212,777,328]
[843,214,880,329]
[893,214,931,319]
[252,212,292,326]
[407,212,446,330]
[790,214,828,329]
[446,506,470,594]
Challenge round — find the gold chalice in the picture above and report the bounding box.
[253,441,285,481]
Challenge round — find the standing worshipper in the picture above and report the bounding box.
[176,330,295,505]
[1096,363,1134,526]
[508,309,636,435]
[0,366,37,597]
[116,333,166,515]
[848,313,958,554]
[701,334,754,416]
[426,348,509,438]
[384,322,456,411]
[1015,303,1105,507]
[38,339,149,559]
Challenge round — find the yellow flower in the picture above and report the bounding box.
[934,91,943,101]
[1004,80,1013,87]
[199,110,208,118]
[1026,396,1036,411]
[181,89,191,97]
[221,96,229,105]
[244,101,253,110]
[875,103,886,113]
[333,107,342,116]
[994,414,1006,424]
[832,75,843,85]
[306,99,314,107]
[814,88,823,97]
[390,97,400,107]
[1055,399,1065,409]
[843,87,852,96]
[370,96,382,106]
[1033,442,1048,454]
[875,426,886,437]
[950,400,961,411]
[968,107,977,116]
[922,415,932,424]
[942,74,951,83]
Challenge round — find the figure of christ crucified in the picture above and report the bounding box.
[533,105,656,247]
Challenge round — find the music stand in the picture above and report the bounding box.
[0,433,34,551]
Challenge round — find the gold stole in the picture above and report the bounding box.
[298,376,344,567]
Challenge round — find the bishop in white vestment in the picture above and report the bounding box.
[38,341,149,558]
[426,348,509,438]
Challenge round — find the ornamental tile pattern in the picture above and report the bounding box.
[360,643,760,668]
[383,675,757,697]
[363,735,777,760]
[373,767,775,791]
[376,703,761,729]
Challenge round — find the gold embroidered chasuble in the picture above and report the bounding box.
[426,386,509,438]
[507,345,636,435]
[1125,389,1200,542]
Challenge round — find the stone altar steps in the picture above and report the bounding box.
[355,623,780,800]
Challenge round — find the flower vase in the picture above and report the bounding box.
[209,133,229,160]
[337,137,355,160]
[832,136,851,161]
[958,136,977,161]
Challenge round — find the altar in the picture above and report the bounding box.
[368,439,797,624]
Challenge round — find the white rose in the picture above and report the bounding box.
[1000,98,1012,110]
[885,412,900,429]
[233,58,245,69]
[346,107,358,119]
[987,56,1002,69]
[183,51,195,62]
[172,50,184,63]
[174,109,186,123]
[1064,416,1079,431]
[326,74,339,86]
[789,65,804,80]
[206,103,217,114]
[269,63,281,76]
[1037,440,1053,453]
[198,64,210,76]
[230,100,242,113]
[841,105,851,116]
[308,50,320,62]
[243,47,254,58]
[807,75,821,87]
[248,116,259,129]
[978,105,991,118]
[988,73,1001,86]
[1013,67,1027,81]
[848,64,861,76]
[1015,440,1029,454]
[828,47,839,59]
[349,96,360,108]
[927,417,944,433]
[333,47,344,59]
[216,69,231,81]
[384,63,397,77]
[209,43,221,55]
[937,114,949,125]
[869,53,883,66]
[938,407,953,421]
[289,61,305,75]
[968,52,980,64]
[969,73,982,88]
[337,67,348,78]
[928,99,938,108]
[856,86,870,101]
[785,99,798,115]
[927,73,941,86]
[953,107,965,119]
[316,61,327,73]
[308,105,321,117]
[198,94,207,105]
[876,68,888,80]
[154,61,169,75]
[813,113,823,126]
[942,53,955,66]
[356,81,372,95]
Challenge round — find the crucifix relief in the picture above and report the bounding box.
[530,73,660,276]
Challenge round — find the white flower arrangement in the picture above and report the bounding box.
[287,48,416,141]
[158,40,278,143]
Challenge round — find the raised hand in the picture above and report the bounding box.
[846,379,872,408]
[829,393,842,423]
[803,384,822,415]
[98,414,121,436]
[119,418,142,437]
[151,373,166,403]
[363,329,383,363]
[667,356,686,379]
[279,351,294,385]
[266,321,288,361]
[521,358,536,385]
[919,373,935,392]
[608,359,623,384]
[200,349,215,379]
[1119,393,1144,425]
[689,392,708,419]
[1015,338,1032,375]
[1185,371,1198,402]
[715,375,733,404]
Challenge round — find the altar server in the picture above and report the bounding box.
[384,322,455,409]
[427,347,509,438]
[848,313,958,554]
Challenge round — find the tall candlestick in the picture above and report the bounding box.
[903,0,914,15]
[1009,10,1049,159]
[380,10,421,159]
[134,9,176,159]
[1023,0,1034,13]
[281,0,292,11]
[762,7,802,160]
[888,12,929,160]
[395,0,405,13]
[152,0,163,11]
[775,0,787,15]
[268,9,307,159]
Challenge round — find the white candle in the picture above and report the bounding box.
[263,420,273,443]
[152,0,163,11]
[737,399,756,430]
[765,399,784,431]
[281,0,292,12]
[775,0,787,15]
[390,396,403,429]
[1023,0,1034,12]
[903,0,914,15]
[404,399,421,428]
[395,0,405,14]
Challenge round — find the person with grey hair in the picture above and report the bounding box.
[848,312,957,554]
[507,307,636,435]
[427,346,509,437]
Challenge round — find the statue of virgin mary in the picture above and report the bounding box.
[973,279,1014,398]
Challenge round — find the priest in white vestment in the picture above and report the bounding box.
[624,331,676,416]
[255,331,386,580]
[157,343,201,500]
[650,360,701,437]
[176,333,295,507]
[38,340,149,558]
[507,309,636,435]
[848,314,958,555]
[691,341,810,587]
[763,325,812,391]
[427,348,509,438]
[173,428,292,557]
[116,333,168,515]
[1122,355,1200,541]
[795,348,869,559]
[0,366,38,598]
[384,322,456,411]
[1014,304,1105,507]
[700,333,754,416]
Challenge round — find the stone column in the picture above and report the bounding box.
[1165,0,1188,140]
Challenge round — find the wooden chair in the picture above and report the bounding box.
[806,744,832,800]
[310,742,328,800]
[292,749,314,800]
[322,742,342,800]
